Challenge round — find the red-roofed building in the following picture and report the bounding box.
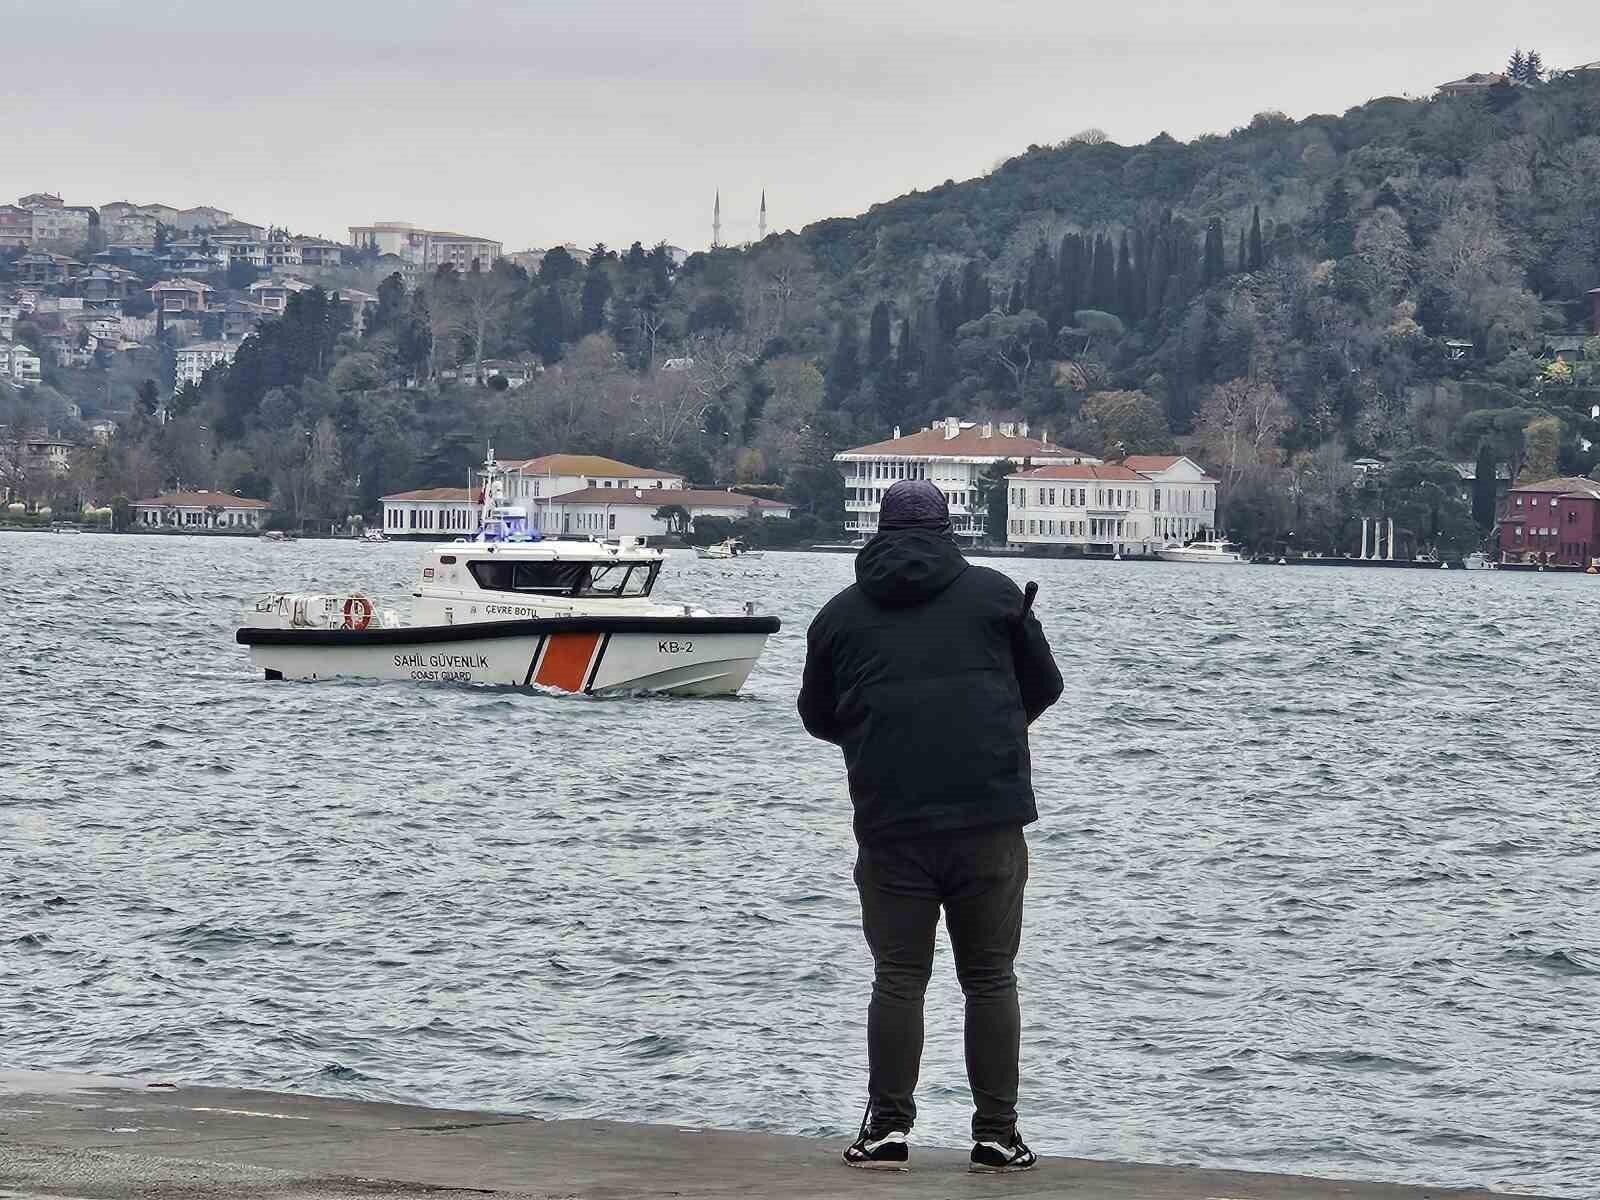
[498,453,684,504]
[1495,476,1600,566]
[536,486,791,538]
[130,490,271,530]
[1007,454,1218,554]
[379,479,790,539]
[835,417,1098,544]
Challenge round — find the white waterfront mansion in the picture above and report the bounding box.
[1007,454,1218,555]
[836,418,1098,544]
[380,452,791,538]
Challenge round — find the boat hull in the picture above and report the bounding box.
[1155,550,1251,565]
[236,615,780,697]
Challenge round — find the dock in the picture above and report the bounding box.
[0,1070,1539,1200]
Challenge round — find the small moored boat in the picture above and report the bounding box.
[695,538,764,560]
[236,454,779,696]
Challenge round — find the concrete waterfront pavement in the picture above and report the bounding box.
[0,1071,1539,1200]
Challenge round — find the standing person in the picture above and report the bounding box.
[798,479,1062,1174]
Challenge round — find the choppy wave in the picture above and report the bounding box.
[0,532,1595,1197]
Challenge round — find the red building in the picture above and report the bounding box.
[1496,476,1600,565]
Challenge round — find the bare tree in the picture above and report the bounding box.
[451,270,516,383]
[633,369,708,455]
[1197,377,1289,488]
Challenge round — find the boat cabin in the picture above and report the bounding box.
[418,541,664,601]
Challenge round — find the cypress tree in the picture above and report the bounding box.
[1144,233,1169,316]
[1007,280,1024,315]
[866,301,892,369]
[1202,218,1224,285]
[1249,206,1264,270]
[533,286,566,362]
[1323,180,1354,257]
[825,316,861,408]
[1058,233,1084,318]
[971,276,992,319]
[1237,226,1248,274]
[1115,232,1134,318]
[1090,234,1117,310]
[918,299,951,397]
[960,260,987,321]
[1027,241,1055,319]
[894,317,915,380]
[935,276,962,339]
[579,263,610,335]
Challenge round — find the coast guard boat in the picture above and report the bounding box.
[235,454,780,696]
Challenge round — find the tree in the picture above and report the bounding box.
[1249,206,1264,270]
[579,261,611,335]
[1507,48,1527,81]
[980,458,1014,544]
[825,316,861,408]
[1322,177,1355,258]
[1064,309,1124,357]
[367,272,406,339]
[866,301,892,369]
[1380,446,1479,557]
[1197,377,1289,489]
[1519,414,1561,483]
[1082,390,1178,454]
[1202,218,1225,285]
[532,286,568,363]
[653,503,691,535]
[538,245,578,283]
[956,311,1048,403]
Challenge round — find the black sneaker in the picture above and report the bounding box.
[970,1135,1037,1173]
[842,1129,909,1170]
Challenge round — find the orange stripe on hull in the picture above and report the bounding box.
[534,632,601,692]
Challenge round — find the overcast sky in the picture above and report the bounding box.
[3,1,1592,252]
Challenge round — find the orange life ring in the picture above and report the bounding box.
[343,595,374,631]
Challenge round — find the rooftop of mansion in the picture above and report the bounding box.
[502,453,683,478]
[1016,455,1220,483]
[1508,475,1600,499]
[381,484,789,509]
[131,490,270,508]
[547,485,789,509]
[837,418,1091,462]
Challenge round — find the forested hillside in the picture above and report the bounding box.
[16,56,1600,552]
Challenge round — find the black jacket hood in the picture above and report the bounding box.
[855,528,969,608]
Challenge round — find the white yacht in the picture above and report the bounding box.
[236,454,779,696]
[1463,552,1496,571]
[1156,538,1251,565]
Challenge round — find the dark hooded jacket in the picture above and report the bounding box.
[798,529,1063,842]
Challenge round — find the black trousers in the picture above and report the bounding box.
[853,824,1028,1142]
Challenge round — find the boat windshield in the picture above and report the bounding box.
[468,559,660,598]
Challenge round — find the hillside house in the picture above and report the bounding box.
[17,253,80,285]
[0,205,34,248]
[1436,72,1509,98]
[175,341,237,388]
[148,278,214,313]
[0,342,43,385]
